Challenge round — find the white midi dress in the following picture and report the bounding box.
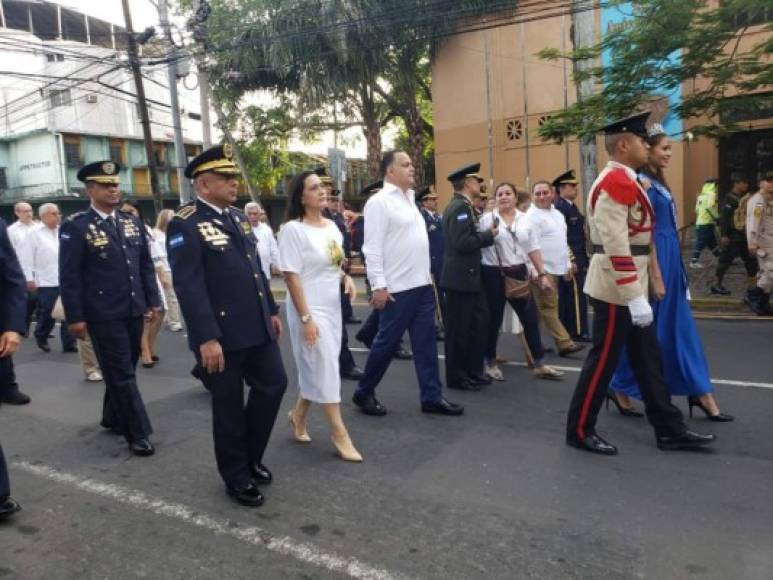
[278,219,344,404]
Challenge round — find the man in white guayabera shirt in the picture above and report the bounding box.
[18,203,76,353]
[352,151,463,417]
[524,182,585,357]
[244,202,280,281]
[8,201,41,334]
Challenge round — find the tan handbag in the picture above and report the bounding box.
[495,243,531,301]
[52,296,65,322]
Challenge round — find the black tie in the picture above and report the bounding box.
[105,216,118,235]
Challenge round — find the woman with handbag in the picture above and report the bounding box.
[479,183,564,381]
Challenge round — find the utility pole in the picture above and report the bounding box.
[198,66,212,148]
[121,0,163,215]
[571,0,598,199]
[158,0,192,203]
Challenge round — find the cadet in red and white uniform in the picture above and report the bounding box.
[565,112,716,455]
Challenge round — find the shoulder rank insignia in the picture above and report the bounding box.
[175,205,197,220]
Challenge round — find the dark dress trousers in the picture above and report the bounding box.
[59,208,160,443]
[440,193,494,387]
[167,200,287,489]
[324,208,357,373]
[555,196,590,339]
[0,218,27,497]
[421,207,446,327]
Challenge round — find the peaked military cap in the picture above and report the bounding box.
[184,144,240,179]
[359,180,383,196]
[315,166,334,185]
[447,163,484,183]
[416,185,439,201]
[762,169,773,181]
[552,169,578,189]
[597,111,650,138]
[77,160,121,184]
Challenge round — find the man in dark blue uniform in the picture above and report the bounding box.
[0,216,26,520]
[60,161,161,457]
[554,169,591,342]
[167,144,287,508]
[417,185,446,340]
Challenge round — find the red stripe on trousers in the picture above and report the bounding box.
[576,302,617,440]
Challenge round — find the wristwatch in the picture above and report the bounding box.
[300,314,313,324]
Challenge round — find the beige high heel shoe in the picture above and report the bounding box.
[288,410,311,443]
[331,433,363,462]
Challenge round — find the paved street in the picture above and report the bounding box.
[1,306,772,580]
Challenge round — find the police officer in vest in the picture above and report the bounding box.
[417,184,446,339]
[441,163,497,391]
[554,169,591,342]
[565,112,715,455]
[59,161,161,457]
[0,216,26,520]
[167,144,287,507]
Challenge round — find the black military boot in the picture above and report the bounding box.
[744,287,765,315]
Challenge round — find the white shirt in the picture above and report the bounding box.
[91,206,117,220]
[252,223,280,280]
[479,209,538,267]
[8,220,41,275]
[362,180,432,293]
[524,204,572,275]
[19,225,60,286]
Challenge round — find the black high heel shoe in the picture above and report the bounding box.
[688,397,734,422]
[605,390,644,417]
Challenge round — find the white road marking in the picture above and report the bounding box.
[13,461,409,580]
[347,348,773,390]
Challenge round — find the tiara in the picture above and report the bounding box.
[647,123,666,138]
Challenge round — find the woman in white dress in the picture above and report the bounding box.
[279,170,362,462]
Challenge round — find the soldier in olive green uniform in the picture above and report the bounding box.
[440,163,497,391]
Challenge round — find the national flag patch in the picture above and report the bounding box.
[169,233,185,249]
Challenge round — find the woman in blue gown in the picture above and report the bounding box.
[607,126,733,422]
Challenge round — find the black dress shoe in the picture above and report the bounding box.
[227,482,264,507]
[249,462,272,485]
[1,391,31,405]
[435,330,445,342]
[352,394,387,416]
[394,348,413,360]
[355,332,372,349]
[63,346,78,353]
[574,335,593,343]
[129,438,155,457]
[656,430,716,451]
[447,379,483,391]
[0,496,21,520]
[341,366,365,380]
[467,373,492,386]
[559,343,586,357]
[151,355,160,363]
[710,285,731,296]
[421,398,464,416]
[566,433,618,455]
[345,317,363,325]
[36,339,51,353]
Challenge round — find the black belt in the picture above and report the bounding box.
[591,244,650,256]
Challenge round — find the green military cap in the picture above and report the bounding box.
[552,169,578,189]
[447,163,484,183]
[77,160,121,184]
[416,185,439,201]
[184,144,240,179]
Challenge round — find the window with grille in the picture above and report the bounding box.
[109,140,125,165]
[63,136,82,167]
[0,168,7,190]
[538,115,552,127]
[50,89,71,108]
[506,118,523,142]
[723,2,772,27]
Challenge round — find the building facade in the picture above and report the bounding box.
[0,0,203,218]
[431,1,772,227]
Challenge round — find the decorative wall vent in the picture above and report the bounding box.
[506,118,523,142]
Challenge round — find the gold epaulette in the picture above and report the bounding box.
[175,204,196,220]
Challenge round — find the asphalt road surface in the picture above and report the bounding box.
[1,307,772,580]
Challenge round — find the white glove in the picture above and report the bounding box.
[627,295,653,327]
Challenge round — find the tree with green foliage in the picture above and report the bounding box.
[538,0,772,142]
